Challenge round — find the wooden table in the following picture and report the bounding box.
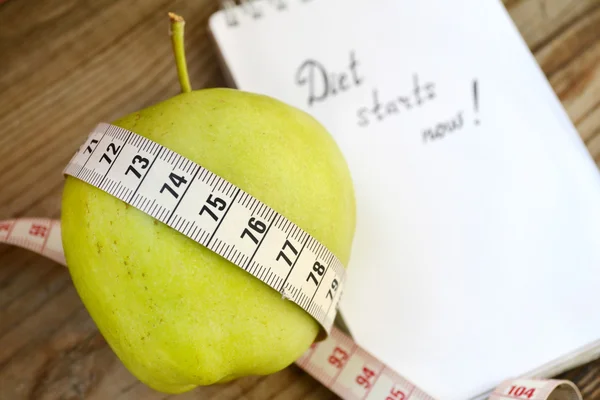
[1,0,599,398]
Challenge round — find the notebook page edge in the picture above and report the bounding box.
[208,9,240,89]
[469,339,600,400]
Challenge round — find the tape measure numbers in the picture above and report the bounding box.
[62,122,346,334]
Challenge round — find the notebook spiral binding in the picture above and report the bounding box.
[221,0,306,26]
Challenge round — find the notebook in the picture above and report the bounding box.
[207,1,600,399]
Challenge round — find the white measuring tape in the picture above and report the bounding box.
[63,122,346,334]
[0,123,585,400]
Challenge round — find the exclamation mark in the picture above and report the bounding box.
[473,79,480,125]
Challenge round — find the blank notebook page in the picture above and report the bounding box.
[209,0,600,398]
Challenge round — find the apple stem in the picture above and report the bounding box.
[169,12,192,93]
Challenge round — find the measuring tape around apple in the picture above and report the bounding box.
[0,123,585,400]
[64,122,346,335]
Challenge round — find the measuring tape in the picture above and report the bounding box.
[62,122,346,334]
[0,218,585,400]
[0,122,585,400]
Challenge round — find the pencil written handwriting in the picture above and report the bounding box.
[356,74,436,127]
[421,80,479,143]
[293,51,480,144]
[422,111,464,142]
[294,51,364,107]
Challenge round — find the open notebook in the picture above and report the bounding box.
[208,0,600,399]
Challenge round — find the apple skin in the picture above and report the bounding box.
[61,88,356,393]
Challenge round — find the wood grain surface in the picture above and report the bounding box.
[1,0,599,399]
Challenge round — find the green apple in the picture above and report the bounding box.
[61,13,355,394]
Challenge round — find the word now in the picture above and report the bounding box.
[422,111,464,143]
